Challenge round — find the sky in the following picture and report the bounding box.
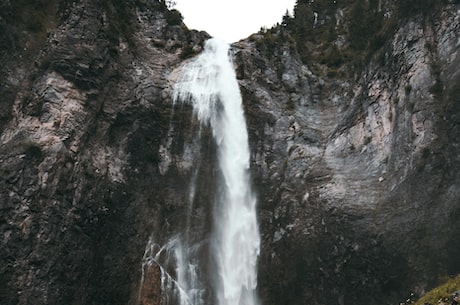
[174,0,297,43]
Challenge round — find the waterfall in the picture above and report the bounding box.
[171,38,261,305]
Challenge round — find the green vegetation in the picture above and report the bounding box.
[22,141,43,160]
[275,0,398,76]
[398,0,439,18]
[286,99,296,111]
[9,0,57,34]
[105,0,138,43]
[157,0,184,26]
[447,79,460,104]
[255,27,292,53]
[1,0,58,54]
[347,0,397,55]
[414,275,460,305]
[104,0,184,46]
[179,44,196,59]
[165,9,183,26]
[255,0,456,77]
[429,62,443,99]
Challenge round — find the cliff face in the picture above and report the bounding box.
[0,1,209,304]
[235,2,460,304]
[0,1,459,305]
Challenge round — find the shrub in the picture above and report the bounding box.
[429,62,443,98]
[319,45,345,67]
[105,0,136,42]
[165,9,183,26]
[179,44,195,59]
[23,141,43,159]
[398,0,438,17]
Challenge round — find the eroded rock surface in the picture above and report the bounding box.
[233,4,460,305]
[0,1,459,305]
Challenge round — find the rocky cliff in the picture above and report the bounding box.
[0,1,459,305]
[235,1,460,304]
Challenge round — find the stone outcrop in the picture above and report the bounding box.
[233,3,460,304]
[0,1,459,305]
[139,261,162,305]
[0,1,209,304]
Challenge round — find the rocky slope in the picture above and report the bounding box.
[0,1,459,305]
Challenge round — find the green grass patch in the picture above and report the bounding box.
[414,274,460,305]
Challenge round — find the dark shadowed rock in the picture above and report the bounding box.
[0,1,459,305]
[139,261,162,305]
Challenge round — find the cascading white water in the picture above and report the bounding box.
[173,38,261,305]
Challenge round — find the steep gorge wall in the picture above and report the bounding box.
[0,1,459,305]
[235,3,460,305]
[0,1,210,304]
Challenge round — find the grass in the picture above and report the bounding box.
[414,274,460,305]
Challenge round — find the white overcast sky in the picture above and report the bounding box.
[174,0,297,43]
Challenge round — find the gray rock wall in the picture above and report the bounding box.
[0,1,459,305]
[0,1,209,304]
[234,4,460,305]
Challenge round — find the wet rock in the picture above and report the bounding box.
[0,1,459,305]
[234,3,460,305]
[139,262,162,305]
